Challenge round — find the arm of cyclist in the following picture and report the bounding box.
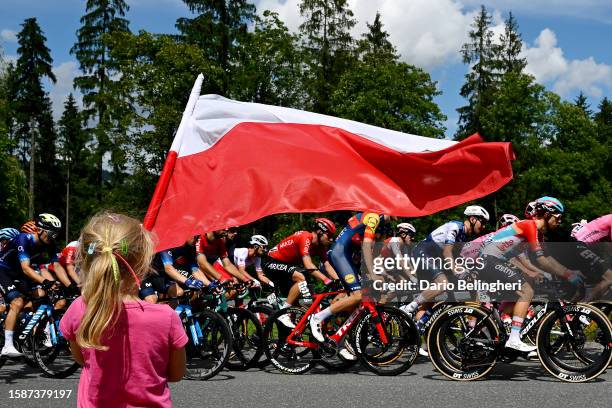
[510,255,545,281]
[256,271,274,287]
[535,254,584,284]
[442,244,459,274]
[66,263,81,286]
[362,236,377,281]
[220,257,250,282]
[301,254,328,282]
[322,260,339,280]
[20,260,49,285]
[196,254,222,281]
[52,262,73,287]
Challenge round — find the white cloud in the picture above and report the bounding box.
[257,0,493,69]
[523,29,612,97]
[1,29,17,43]
[47,61,82,119]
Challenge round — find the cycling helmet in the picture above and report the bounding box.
[35,213,62,232]
[0,228,20,241]
[314,218,336,235]
[464,205,490,221]
[535,196,564,215]
[249,235,269,247]
[499,214,519,228]
[20,220,37,234]
[524,201,537,219]
[396,222,416,235]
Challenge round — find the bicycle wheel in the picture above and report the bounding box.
[263,307,317,374]
[184,309,232,380]
[427,304,501,381]
[225,307,264,370]
[537,303,612,382]
[249,305,275,368]
[31,310,79,378]
[355,305,419,376]
[0,318,5,369]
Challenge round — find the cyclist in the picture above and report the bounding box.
[213,234,270,289]
[570,214,611,301]
[379,222,417,281]
[140,236,215,303]
[0,213,62,357]
[0,228,20,252]
[261,218,337,327]
[43,240,81,293]
[401,205,490,315]
[479,197,583,352]
[309,212,392,347]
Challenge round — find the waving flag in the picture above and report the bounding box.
[145,74,514,251]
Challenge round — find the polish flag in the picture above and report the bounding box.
[145,74,514,250]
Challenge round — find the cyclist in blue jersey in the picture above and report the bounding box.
[0,228,20,252]
[309,211,392,358]
[0,213,62,357]
[400,205,489,316]
[140,236,216,303]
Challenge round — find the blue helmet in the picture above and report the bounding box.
[0,228,20,241]
[535,196,564,215]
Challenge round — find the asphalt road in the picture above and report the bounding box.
[0,357,610,408]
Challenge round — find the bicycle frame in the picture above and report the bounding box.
[17,303,58,345]
[285,291,389,349]
[175,303,205,347]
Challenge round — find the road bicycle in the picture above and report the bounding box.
[426,300,612,382]
[263,285,420,375]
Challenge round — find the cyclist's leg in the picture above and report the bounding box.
[0,274,27,355]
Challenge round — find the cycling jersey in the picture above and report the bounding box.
[460,232,496,260]
[480,220,544,261]
[196,234,228,264]
[214,248,262,283]
[268,231,327,264]
[57,241,79,268]
[153,244,199,275]
[330,212,386,292]
[380,237,412,259]
[0,233,58,278]
[423,221,467,250]
[572,214,611,243]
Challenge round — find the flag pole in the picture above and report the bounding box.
[143,74,204,230]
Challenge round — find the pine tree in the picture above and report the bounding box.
[9,18,57,218]
[176,0,256,94]
[497,12,526,74]
[71,0,130,197]
[456,5,498,139]
[357,12,397,62]
[299,0,357,113]
[574,92,592,117]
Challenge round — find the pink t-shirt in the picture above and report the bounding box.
[60,297,188,408]
[573,214,612,243]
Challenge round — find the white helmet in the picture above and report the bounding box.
[464,205,489,221]
[249,235,269,247]
[499,214,519,227]
[396,223,416,235]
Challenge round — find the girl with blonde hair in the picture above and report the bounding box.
[60,212,186,408]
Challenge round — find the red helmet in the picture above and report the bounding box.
[20,220,37,234]
[314,218,336,235]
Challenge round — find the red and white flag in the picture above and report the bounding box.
[145,74,514,250]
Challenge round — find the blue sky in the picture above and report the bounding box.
[1,0,610,137]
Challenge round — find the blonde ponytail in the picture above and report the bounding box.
[75,212,154,350]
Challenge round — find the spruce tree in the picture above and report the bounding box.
[299,0,356,113]
[574,92,592,117]
[497,12,526,74]
[456,5,498,139]
[176,0,256,94]
[357,11,397,62]
[10,18,57,217]
[71,0,130,196]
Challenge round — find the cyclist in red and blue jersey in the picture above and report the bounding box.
[479,197,583,352]
[309,212,392,349]
[42,240,81,294]
[0,213,62,357]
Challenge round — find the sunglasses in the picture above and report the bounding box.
[42,229,58,239]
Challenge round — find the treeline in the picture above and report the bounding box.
[0,1,610,244]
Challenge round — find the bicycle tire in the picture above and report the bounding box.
[249,305,275,368]
[536,303,612,382]
[225,307,264,370]
[31,310,80,378]
[355,305,419,376]
[263,307,317,374]
[184,309,232,380]
[427,304,501,381]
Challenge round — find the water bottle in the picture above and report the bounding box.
[416,309,433,332]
